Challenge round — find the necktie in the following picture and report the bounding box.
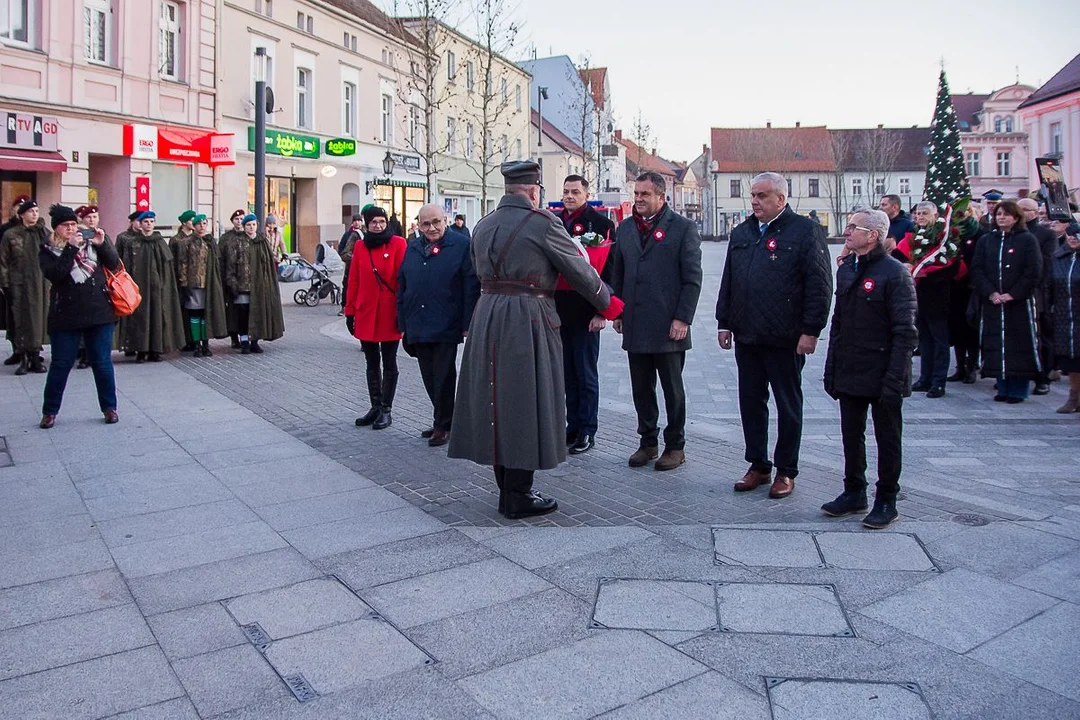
[759,223,768,239]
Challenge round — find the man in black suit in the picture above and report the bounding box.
[716,171,833,500]
[556,175,615,454]
[611,171,703,471]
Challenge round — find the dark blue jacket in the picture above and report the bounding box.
[396,228,479,344]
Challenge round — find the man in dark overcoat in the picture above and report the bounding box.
[1019,198,1059,395]
[0,194,30,366]
[0,200,50,375]
[556,174,615,455]
[218,209,246,347]
[716,172,833,499]
[823,209,917,529]
[398,203,480,447]
[116,211,186,362]
[448,161,622,519]
[611,171,703,471]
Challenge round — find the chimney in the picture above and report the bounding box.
[877,123,883,129]
[651,148,657,156]
[703,144,709,155]
[795,121,800,128]
[766,121,771,129]
[614,129,622,141]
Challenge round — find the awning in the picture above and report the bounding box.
[0,148,68,173]
[374,178,426,188]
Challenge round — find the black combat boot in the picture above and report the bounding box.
[821,489,868,517]
[501,468,558,519]
[200,340,213,357]
[863,495,899,529]
[14,354,29,376]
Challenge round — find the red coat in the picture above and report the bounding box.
[345,235,406,342]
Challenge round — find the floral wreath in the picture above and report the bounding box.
[903,197,970,279]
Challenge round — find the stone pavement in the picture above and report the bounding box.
[0,242,1077,718]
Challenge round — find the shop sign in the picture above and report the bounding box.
[1,110,60,152]
[325,138,357,157]
[123,124,235,166]
[135,177,151,212]
[390,152,421,172]
[248,127,320,159]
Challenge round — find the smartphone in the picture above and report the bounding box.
[78,228,95,241]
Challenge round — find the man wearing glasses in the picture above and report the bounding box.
[823,209,916,528]
[396,205,480,447]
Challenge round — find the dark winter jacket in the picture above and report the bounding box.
[888,210,915,244]
[1029,221,1059,294]
[39,235,120,333]
[554,205,615,331]
[971,228,1042,378]
[611,204,703,354]
[1050,245,1080,360]
[824,245,917,400]
[397,229,480,344]
[716,206,833,348]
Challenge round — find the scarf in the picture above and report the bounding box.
[561,206,586,233]
[632,206,666,247]
[48,233,98,284]
[363,227,393,249]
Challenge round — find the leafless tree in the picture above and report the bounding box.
[565,55,596,182]
[824,130,851,235]
[460,0,520,213]
[851,128,904,206]
[723,129,798,212]
[628,110,653,175]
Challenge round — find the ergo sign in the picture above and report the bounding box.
[123,124,234,166]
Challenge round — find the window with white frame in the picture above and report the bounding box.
[1004,116,1013,133]
[342,82,356,137]
[255,0,272,16]
[501,134,508,161]
[296,68,312,129]
[465,123,474,159]
[501,78,507,105]
[159,1,181,80]
[515,84,521,111]
[466,61,475,93]
[873,177,886,195]
[807,178,819,197]
[0,0,37,47]
[899,177,910,195]
[447,51,456,83]
[965,151,980,177]
[408,104,420,149]
[381,94,393,144]
[296,11,312,33]
[786,179,794,197]
[84,0,111,64]
[851,177,863,197]
[515,138,522,159]
[729,179,740,198]
[447,117,457,155]
[997,151,1011,176]
[994,116,1002,133]
[1051,122,1063,156]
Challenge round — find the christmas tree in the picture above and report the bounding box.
[923,69,970,207]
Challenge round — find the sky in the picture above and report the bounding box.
[495,0,1080,161]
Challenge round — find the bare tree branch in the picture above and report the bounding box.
[824,130,851,235]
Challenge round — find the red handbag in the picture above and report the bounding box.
[104,260,142,316]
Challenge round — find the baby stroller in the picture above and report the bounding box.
[290,254,341,307]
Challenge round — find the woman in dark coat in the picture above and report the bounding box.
[344,205,406,430]
[971,200,1043,403]
[222,214,284,354]
[37,204,120,429]
[116,211,186,362]
[1050,223,1080,413]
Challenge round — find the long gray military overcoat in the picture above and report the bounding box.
[448,194,612,471]
[610,206,703,354]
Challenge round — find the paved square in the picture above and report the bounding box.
[815,531,937,572]
[716,582,853,637]
[224,577,371,639]
[591,579,718,632]
[713,528,824,568]
[767,678,932,720]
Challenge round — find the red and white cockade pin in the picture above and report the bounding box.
[863,278,876,293]
[766,238,778,252]
[654,229,665,242]
[573,224,584,235]
[432,245,441,255]
[1008,248,1015,253]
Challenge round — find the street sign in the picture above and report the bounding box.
[135,177,150,212]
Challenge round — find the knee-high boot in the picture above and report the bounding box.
[373,367,398,430]
[355,365,382,426]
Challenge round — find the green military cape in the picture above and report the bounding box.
[245,234,285,342]
[0,220,49,351]
[116,231,186,353]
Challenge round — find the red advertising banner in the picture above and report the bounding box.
[135,176,151,213]
[123,124,234,166]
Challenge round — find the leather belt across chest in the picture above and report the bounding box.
[481,280,552,298]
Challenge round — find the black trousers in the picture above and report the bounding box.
[360,340,399,409]
[917,312,951,388]
[838,393,903,498]
[494,465,534,494]
[735,342,805,478]
[1037,291,1054,380]
[561,325,601,436]
[628,351,686,450]
[414,341,457,431]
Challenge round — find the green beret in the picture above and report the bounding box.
[193,214,207,224]
[178,210,197,223]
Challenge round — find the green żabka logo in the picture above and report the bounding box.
[275,134,313,157]
[326,138,357,156]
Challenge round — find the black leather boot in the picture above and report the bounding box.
[14,354,29,376]
[372,367,398,430]
[502,468,558,519]
[2,349,22,366]
[355,367,382,426]
[821,490,868,517]
[494,466,506,514]
[372,406,393,430]
[946,349,965,382]
[201,340,213,357]
[863,495,899,529]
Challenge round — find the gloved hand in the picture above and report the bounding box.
[345,315,355,336]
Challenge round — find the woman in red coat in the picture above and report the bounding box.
[345,205,407,429]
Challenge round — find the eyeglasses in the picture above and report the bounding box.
[845,224,874,233]
[420,219,444,229]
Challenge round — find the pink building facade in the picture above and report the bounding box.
[1020,53,1080,205]
[0,0,226,236]
[953,85,1034,202]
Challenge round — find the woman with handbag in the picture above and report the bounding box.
[37,204,122,429]
[344,205,406,430]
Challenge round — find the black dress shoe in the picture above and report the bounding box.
[421,428,435,438]
[502,491,558,519]
[135,352,146,364]
[1006,397,1024,404]
[926,386,945,399]
[993,394,1007,402]
[862,498,898,529]
[822,491,868,517]
[569,434,594,454]
[566,431,578,447]
[962,369,978,384]
[1033,382,1050,396]
[911,381,931,392]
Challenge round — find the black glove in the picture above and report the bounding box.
[345,315,355,335]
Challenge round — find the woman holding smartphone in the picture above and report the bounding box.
[37,204,121,429]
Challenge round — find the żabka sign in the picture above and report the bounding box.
[325,138,357,157]
[123,124,234,166]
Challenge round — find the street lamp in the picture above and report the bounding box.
[382,150,396,178]
[537,86,548,150]
[254,47,268,230]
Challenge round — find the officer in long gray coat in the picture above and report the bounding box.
[449,161,623,520]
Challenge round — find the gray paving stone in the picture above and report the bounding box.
[769,678,931,720]
[321,529,495,589]
[405,587,593,680]
[1011,550,1080,601]
[127,548,322,615]
[229,471,376,507]
[815,531,937,572]
[0,569,131,631]
[861,568,1058,653]
[0,645,183,720]
[716,582,851,636]
[0,536,114,590]
[479,526,655,570]
[172,643,291,717]
[280,506,445,559]
[106,698,201,720]
[0,513,98,551]
[210,455,367,490]
[96,499,261,548]
[146,602,248,660]
[193,440,319,471]
[111,520,288,578]
[926,522,1080,580]
[592,579,717,631]
[75,463,221,500]
[599,670,771,719]
[760,566,944,612]
[647,629,706,645]
[255,486,409,532]
[969,602,1080,702]
[712,528,823,568]
[64,448,195,482]
[458,630,706,719]
[0,602,155,680]
[362,557,552,628]
[83,476,234,523]
[225,577,370,639]
[263,616,431,694]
